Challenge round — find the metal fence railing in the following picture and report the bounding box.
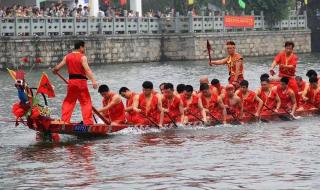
[0,11,308,37]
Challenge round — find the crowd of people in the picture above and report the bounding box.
[0,3,169,18]
[48,40,320,128]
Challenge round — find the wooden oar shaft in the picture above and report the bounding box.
[187,111,205,124]
[54,71,110,125]
[139,112,161,128]
[164,112,178,128]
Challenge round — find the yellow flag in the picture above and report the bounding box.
[304,0,308,5]
[7,68,16,81]
[188,0,194,5]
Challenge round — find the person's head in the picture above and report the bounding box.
[309,76,318,89]
[176,84,185,94]
[226,41,236,55]
[211,78,220,87]
[142,81,153,96]
[284,41,294,55]
[260,77,270,91]
[74,40,85,53]
[200,83,210,96]
[98,84,110,98]
[280,77,289,89]
[199,76,209,84]
[240,80,249,93]
[184,85,193,99]
[295,76,304,87]
[159,83,166,94]
[119,86,130,99]
[163,83,174,98]
[225,84,235,96]
[260,73,270,81]
[306,69,318,79]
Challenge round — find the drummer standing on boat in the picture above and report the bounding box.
[209,41,244,88]
[52,40,98,125]
[269,41,299,102]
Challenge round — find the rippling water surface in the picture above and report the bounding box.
[1,53,320,189]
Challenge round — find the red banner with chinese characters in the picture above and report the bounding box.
[224,16,255,28]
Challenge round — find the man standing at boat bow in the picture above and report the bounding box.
[52,40,98,125]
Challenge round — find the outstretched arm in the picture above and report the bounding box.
[209,57,228,66]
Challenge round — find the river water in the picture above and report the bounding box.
[0,53,320,189]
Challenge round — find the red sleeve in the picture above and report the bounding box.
[274,52,283,64]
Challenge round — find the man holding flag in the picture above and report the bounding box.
[52,40,98,125]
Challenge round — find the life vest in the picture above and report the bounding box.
[226,53,243,77]
[259,88,277,109]
[275,51,298,77]
[162,95,181,119]
[138,93,159,118]
[276,86,292,108]
[65,52,87,78]
[102,93,126,123]
[237,90,257,113]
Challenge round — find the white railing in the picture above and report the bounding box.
[0,11,308,37]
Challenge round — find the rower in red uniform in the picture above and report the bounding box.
[300,77,320,110]
[98,85,126,125]
[181,85,207,123]
[119,87,138,124]
[236,80,263,118]
[52,40,98,125]
[199,83,227,124]
[306,70,320,85]
[276,77,297,116]
[270,41,299,104]
[295,76,307,107]
[211,78,226,96]
[162,83,185,124]
[209,41,244,87]
[132,81,163,127]
[220,84,243,119]
[256,77,281,113]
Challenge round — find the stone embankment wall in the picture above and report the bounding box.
[0,30,311,69]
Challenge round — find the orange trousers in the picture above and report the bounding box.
[62,79,93,125]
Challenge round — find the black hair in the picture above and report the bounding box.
[226,41,236,46]
[176,84,185,93]
[200,83,209,91]
[309,76,319,84]
[306,70,318,78]
[295,76,302,81]
[119,87,129,94]
[260,73,270,81]
[211,78,220,85]
[164,83,174,91]
[74,40,85,49]
[284,41,295,48]
[185,85,194,93]
[240,80,249,88]
[142,81,153,89]
[159,83,167,89]
[280,77,289,84]
[260,77,270,83]
[98,84,109,93]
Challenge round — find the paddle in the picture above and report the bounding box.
[243,109,269,123]
[226,108,242,125]
[164,112,179,128]
[186,110,206,125]
[263,104,291,121]
[138,111,161,128]
[207,40,212,63]
[54,71,110,125]
[205,110,222,125]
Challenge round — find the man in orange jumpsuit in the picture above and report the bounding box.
[209,41,244,88]
[52,40,98,125]
[98,85,126,125]
[270,41,299,104]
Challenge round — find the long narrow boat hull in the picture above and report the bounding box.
[26,108,319,138]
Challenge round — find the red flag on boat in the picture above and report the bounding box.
[119,0,127,6]
[36,73,55,98]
